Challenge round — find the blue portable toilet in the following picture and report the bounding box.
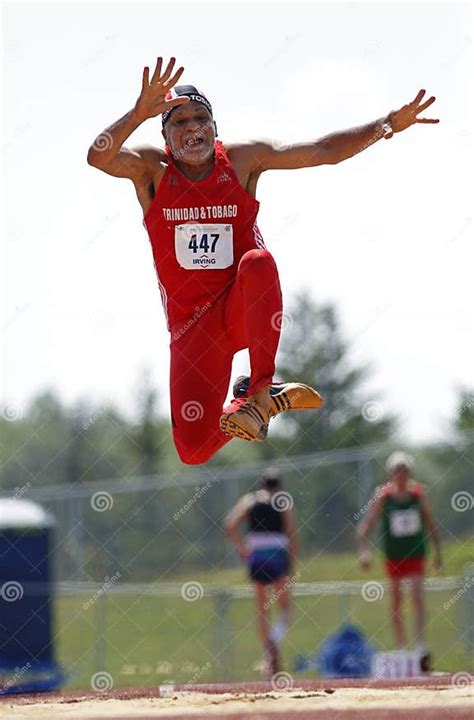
[0,498,65,694]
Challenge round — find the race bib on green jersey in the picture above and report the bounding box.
[389,508,422,537]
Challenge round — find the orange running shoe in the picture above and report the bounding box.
[220,377,323,442]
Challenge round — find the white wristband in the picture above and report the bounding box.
[382,118,394,139]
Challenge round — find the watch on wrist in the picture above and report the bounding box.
[382,117,394,139]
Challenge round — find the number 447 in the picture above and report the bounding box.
[188,233,219,253]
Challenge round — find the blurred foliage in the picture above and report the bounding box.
[271,292,397,454]
[0,296,472,581]
[454,387,474,433]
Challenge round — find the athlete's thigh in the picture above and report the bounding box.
[389,577,403,602]
[410,573,424,598]
[273,573,292,601]
[253,581,269,611]
[223,277,247,352]
[170,304,233,425]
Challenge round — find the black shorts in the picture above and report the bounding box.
[248,547,290,585]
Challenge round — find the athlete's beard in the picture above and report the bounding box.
[166,121,216,166]
[175,137,214,165]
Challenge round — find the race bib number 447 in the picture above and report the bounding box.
[175,224,234,269]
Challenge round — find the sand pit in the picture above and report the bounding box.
[1,677,473,720]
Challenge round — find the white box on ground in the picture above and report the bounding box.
[371,650,423,678]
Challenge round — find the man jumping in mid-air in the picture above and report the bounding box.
[87,56,438,465]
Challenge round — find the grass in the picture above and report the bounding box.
[173,532,474,584]
[54,537,474,689]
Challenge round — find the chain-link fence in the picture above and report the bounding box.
[53,571,473,690]
[7,438,471,581]
[1,439,473,690]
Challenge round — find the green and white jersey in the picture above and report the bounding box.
[380,482,426,559]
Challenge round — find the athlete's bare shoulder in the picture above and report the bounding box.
[131,144,168,173]
[224,140,267,173]
[224,140,269,197]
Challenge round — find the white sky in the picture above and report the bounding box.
[1,1,473,442]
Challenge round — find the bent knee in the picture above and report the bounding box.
[239,249,276,272]
[174,432,217,465]
[177,448,215,466]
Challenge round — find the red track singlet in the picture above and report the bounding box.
[143,140,267,329]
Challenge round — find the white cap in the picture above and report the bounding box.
[385,451,414,474]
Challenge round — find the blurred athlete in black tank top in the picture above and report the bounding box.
[224,468,297,678]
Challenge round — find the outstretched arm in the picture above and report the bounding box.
[248,89,438,171]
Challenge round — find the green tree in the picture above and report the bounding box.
[432,387,474,537]
[0,390,71,491]
[454,388,474,434]
[273,292,396,455]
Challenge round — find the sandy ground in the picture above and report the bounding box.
[1,685,473,720]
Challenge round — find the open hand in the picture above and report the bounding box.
[385,89,439,138]
[134,56,189,122]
